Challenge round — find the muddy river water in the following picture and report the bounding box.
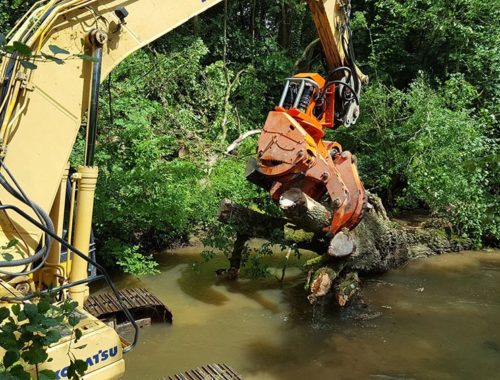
[115,247,500,379]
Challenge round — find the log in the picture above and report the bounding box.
[334,272,360,307]
[218,198,285,239]
[279,188,332,233]
[308,267,335,304]
[216,192,473,306]
[227,233,248,280]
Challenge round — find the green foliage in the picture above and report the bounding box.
[334,75,498,241]
[102,239,159,275]
[0,1,35,32]
[352,0,500,103]
[0,295,87,379]
[84,34,273,274]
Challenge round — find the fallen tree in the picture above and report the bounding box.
[218,191,472,305]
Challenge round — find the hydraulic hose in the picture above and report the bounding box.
[0,162,54,270]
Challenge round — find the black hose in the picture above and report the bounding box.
[325,80,360,104]
[0,162,53,270]
[328,66,352,78]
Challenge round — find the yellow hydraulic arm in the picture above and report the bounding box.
[0,0,224,258]
[307,0,367,82]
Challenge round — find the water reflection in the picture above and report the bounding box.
[118,248,500,380]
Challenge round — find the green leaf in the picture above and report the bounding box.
[0,373,17,380]
[40,316,60,327]
[68,359,87,377]
[17,311,26,322]
[0,33,5,47]
[12,41,32,56]
[44,329,61,345]
[1,253,13,262]
[21,345,48,365]
[68,313,79,327]
[48,45,70,55]
[38,370,56,380]
[3,350,19,368]
[1,321,15,333]
[25,324,44,333]
[37,299,51,314]
[10,304,20,316]
[23,303,38,319]
[8,365,30,380]
[74,328,82,342]
[5,239,18,249]
[61,300,78,313]
[0,331,20,351]
[20,60,37,70]
[0,307,10,321]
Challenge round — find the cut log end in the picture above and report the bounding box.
[308,267,336,304]
[328,230,356,257]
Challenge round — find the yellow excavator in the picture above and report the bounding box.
[0,0,366,378]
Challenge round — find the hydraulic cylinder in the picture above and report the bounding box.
[43,163,70,287]
[69,165,98,306]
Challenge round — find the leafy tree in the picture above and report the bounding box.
[334,74,498,242]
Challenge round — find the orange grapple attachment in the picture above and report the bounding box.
[247,73,366,236]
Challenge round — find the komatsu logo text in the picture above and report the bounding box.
[55,346,118,379]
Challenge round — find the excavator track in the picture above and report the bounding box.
[84,288,172,324]
[163,364,243,380]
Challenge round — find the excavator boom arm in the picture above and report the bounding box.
[0,0,223,251]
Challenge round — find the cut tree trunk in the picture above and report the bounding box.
[217,191,472,306]
[279,188,331,233]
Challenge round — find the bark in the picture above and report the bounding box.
[227,233,248,280]
[279,188,331,233]
[278,0,292,50]
[218,199,286,239]
[217,192,473,306]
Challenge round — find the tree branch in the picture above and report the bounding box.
[225,129,261,154]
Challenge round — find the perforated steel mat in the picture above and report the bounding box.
[163,364,243,380]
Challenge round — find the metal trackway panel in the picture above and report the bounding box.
[163,364,243,380]
[84,288,172,323]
